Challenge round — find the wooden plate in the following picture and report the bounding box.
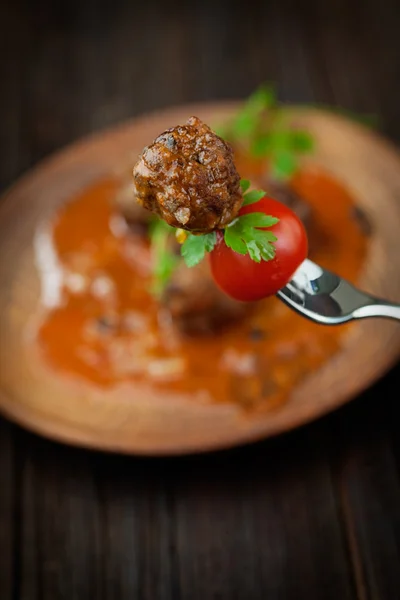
[0,102,399,455]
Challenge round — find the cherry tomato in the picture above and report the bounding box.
[209,196,308,302]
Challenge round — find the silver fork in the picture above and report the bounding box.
[276,258,400,324]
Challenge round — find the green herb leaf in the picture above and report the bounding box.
[259,242,276,261]
[246,239,261,262]
[246,83,276,113]
[224,226,248,255]
[290,130,314,153]
[241,179,266,207]
[240,179,251,193]
[224,212,278,263]
[242,189,266,206]
[271,151,297,180]
[250,134,273,157]
[231,111,258,138]
[231,212,279,228]
[150,219,179,296]
[214,83,319,183]
[251,228,277,243]
[228,83,276,140]
[181,232,217,267]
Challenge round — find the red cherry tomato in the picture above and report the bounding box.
[209,196,308,302]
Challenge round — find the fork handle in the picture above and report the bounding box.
[353,300,400,321]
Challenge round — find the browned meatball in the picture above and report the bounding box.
[132,116,243,233]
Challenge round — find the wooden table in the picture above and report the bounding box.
[1,1,399,598]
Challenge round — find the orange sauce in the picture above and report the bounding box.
[34,167,367,412]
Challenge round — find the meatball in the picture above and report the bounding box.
[132,116,243,233]
[162,260,252,335]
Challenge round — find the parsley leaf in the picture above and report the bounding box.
[224,226,248,254]
[250,134,273,157]
[224,212,278,263]
[246,239,262,262]
[247,83,276,112]
[181,232,217,267]
[149,219,179,296]
[271,151,297,180]
[251,228,277,260]
[240,178,266,207]
[232,111,258,139]
[227,83,275,140]
[216,82,317,182]
[240,179,251,193]
[290,130,315,153]
[242,189,266,206]
[232,213,278,228]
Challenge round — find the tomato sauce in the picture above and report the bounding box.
[33,166,367,412]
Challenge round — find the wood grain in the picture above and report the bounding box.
[0,420,15,599]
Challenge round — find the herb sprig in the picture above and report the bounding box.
[149,218,179,296]
[216,84,276,142]
[224,212,278,263]
[215,83,314,181]
[216,82,379,180]
[181,232,217,267]
[179,179,277,268]
[240,179,265,206]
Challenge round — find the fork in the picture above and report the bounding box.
[276,258,400,324]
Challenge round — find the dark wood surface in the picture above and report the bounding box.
[1,0,400,598]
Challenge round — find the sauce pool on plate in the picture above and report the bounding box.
[32,167,367,413]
